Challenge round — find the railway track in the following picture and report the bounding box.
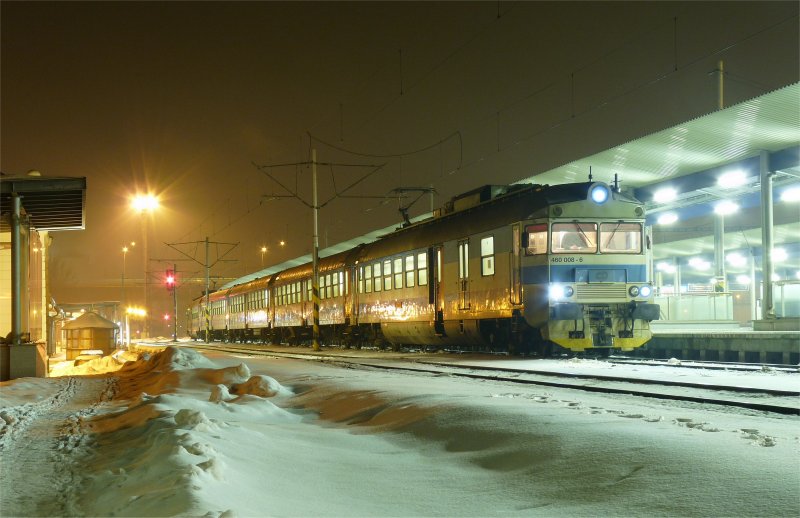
[607,357,798,373]
[165,342,800,416]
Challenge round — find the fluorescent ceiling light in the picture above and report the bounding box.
[653,188,677,203]
[714,200,738,215]
[717,170,747,188]
[657,212,678,225]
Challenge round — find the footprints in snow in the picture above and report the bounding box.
[489,393,777,446]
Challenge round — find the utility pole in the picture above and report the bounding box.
[311,149,320,351]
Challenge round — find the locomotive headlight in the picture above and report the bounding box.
[549,284,574,300]
[628,286,640,297]
[639,285,652,298]
[589,184,610,204]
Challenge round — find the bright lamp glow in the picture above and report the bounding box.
[653,188,677,203]
[656,262,676,273]
[717,170,747,188]
[689,257,711,270]
[772,248,788,262]
[657,212,678,225]
[590,184,610,204]
[714,200,738,215]
[726,252,747,267]
[780,186,800,202]
[132,194,159,212]
[549,285,566,299]
[736,275,751,284]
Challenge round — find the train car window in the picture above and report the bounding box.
[326,273,333,299]
[373,263,382,292]
[405,255,415,288]
[481,236,495,276]
[383,260,392,290]
[552,222,597,253]
[417,252,428,286]
[600,222,642,253]
[524,224,548,255]
[394,258,403,289]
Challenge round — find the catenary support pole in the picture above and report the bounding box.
[205,237,211,343]
[312,149,321,351]
[173,263,178,341]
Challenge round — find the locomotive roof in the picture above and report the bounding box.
[355,181,638,263]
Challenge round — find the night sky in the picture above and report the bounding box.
[2,1,797,332]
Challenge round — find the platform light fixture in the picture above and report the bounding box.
[717,169,747,189]
[772,247,788,263]
[688,257,711,271]
[713,200,738,216]
[656,261,676,273]
[657,212,678,225]
[780,186,800,203]
[726,252,747,268]
[652,187,677,204]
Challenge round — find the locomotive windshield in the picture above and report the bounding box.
[599,222,642,253]
[525,221,643,254]
[552,223,597,253]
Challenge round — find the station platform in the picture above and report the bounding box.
[634,319,799,364]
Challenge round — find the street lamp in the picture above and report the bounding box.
[131,193,159,338]
[260,246,267,267]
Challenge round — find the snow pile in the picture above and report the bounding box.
[2,346,799,517]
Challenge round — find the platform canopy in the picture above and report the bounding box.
[0,174,86,231]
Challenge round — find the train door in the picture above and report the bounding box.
[457,239,470,310]
[511,224,522,305]
[429,246,445,335]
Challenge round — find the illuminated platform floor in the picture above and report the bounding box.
[636,319,800,364]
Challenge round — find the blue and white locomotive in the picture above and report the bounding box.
[189,180,660,354]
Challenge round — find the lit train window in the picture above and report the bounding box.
[600,222,642,253]
[394,258,403,289]
[326,273,333,299]
[417,252,428,286]
[481,236,495,276]
[552,222,597,253]
[405,255,415,288]
[524,224,548,255]
[373,263,382,292]
[383,260,392,291]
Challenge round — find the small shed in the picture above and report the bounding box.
[62,311,118,360]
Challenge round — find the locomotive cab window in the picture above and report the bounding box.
[552,222,597,253]
[524,224,548,255]
[600,222,642,253]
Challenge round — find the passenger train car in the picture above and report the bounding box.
[188,180,660,354]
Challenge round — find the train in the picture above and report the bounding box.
[188,179,660,355]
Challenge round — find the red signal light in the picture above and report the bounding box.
[165,269,176,290]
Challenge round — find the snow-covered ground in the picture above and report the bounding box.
[1,345,798,517]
